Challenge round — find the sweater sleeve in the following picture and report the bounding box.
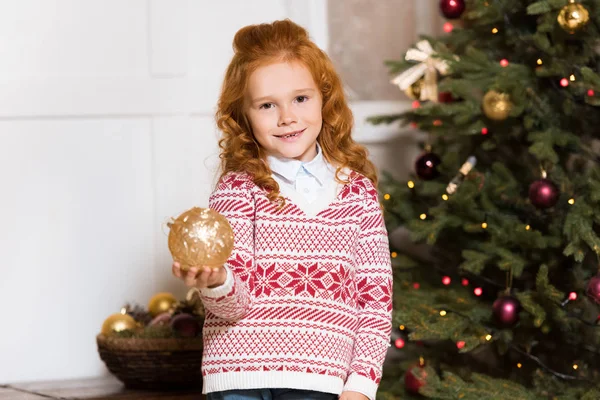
[343,180,393,400]
[196,173,256,322]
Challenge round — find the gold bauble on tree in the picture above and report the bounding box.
[101,311,138,336]
[167,207,234,271]
[557,1,589,33]
[482,90,513,121]
[148,292,178,317]
[404,77,424,100]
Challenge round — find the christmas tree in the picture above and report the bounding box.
[372,1,600,398]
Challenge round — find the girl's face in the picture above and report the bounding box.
[244,61,323,162]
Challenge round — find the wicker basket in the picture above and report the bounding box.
[96,334,203,390]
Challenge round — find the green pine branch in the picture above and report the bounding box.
[419,368,538,400]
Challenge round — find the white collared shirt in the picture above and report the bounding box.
[266,143,339,216]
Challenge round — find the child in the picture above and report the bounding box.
[172,19,392,400]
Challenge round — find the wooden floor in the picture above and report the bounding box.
[0,376,206,399]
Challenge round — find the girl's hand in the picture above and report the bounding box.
[339,392,369,400]
[172,261,227,289]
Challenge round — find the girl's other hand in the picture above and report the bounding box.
[339,392,369,400]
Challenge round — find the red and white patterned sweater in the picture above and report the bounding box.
[198,170,393,400]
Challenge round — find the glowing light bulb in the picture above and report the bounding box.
[569,292,577,301]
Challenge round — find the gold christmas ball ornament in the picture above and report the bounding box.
[101,312,138,336]
[557,2,589,33]
[148,292,178,317]
[482,90,513,121]
[167,207,234,270]
[404,78,424,100]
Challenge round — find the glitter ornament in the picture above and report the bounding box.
[168,207,234,270]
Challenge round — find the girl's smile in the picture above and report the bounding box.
[275,128,306,140]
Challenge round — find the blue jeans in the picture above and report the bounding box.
[207,388,338,400]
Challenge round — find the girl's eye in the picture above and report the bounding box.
[296,95,309,103]
[259,103,274,110]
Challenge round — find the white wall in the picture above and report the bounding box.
[0,0,421,383]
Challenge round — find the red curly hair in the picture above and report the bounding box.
[216,19,377,204]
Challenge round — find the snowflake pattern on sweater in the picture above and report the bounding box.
[198,171,393,400]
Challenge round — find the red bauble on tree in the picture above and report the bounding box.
[415,152,442,180]
[438,91,457,103]
[492,295,522,328]
[440,0,465,19]
[586,274,600,303]
[529,179,559,209]
[404,361,428,394]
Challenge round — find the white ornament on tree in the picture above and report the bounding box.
[391,40,454,103]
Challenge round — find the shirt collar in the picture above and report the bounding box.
[266,142,330,185]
